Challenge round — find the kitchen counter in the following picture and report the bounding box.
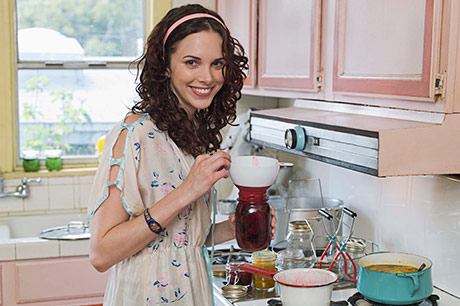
[0,236,89,261]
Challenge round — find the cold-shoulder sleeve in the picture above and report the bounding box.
[87,114,149,224]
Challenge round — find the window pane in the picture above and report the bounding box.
[17,0,144,61]
[18,69,139,157]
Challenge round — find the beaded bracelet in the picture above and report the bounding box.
[144,209,164,235]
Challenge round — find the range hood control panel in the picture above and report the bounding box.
[250,116,379,176]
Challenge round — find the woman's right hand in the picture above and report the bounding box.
[180,151,231,203]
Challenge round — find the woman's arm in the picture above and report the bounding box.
[89,117,231,272]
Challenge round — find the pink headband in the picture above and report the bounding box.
[162,13,226,54]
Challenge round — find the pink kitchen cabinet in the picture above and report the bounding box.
[217,0,460,114]
[257,0,322,91]
[216,0,257,88]
[0,256,109,306]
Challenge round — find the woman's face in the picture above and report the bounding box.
[168,30,225,118]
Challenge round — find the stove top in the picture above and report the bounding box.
[347,292,439,306]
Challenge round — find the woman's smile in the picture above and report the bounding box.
[190,86,212,96]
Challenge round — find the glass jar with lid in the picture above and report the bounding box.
[45,149,62,171]
[22,150,40,172]
[226,261,252,286]
[286,220,316,268]
[251,250,276,291]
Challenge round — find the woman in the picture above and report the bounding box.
[87,4,275,305]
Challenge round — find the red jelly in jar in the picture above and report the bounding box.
[226,261,252,286]
[235,185,272,251]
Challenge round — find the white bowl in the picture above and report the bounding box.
[229,156,280,188]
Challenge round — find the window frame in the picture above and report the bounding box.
[0,0,171,177]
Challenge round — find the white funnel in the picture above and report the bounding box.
[229,156,280,188]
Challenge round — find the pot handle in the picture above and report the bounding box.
[396,273,420,297]
[239,263,277,279]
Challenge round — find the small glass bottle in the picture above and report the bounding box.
[226,261,252,286]
[251,250,276,291]
[235,186,271,251]
[45,149,62,171]
[22,150,40,172]
[286,220,316,268]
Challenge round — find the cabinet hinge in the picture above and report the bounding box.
[316,70,323,88]
[434,71,446,98]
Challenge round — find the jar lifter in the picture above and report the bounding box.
[319,206,358,283]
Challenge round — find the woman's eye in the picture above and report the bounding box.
[212,61,225,68]
[185,60,197,66]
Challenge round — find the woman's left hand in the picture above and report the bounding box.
[269,206,277,240]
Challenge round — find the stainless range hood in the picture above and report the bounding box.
[249,100,460,177]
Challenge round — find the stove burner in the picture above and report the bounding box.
[347,292,440,306]
[212,248,251,265]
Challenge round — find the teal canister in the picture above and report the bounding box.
[357,252,433,305]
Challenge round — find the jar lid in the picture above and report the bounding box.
[45,149,62,158]
[212,264,226,278]
[346,239,366,253]
[221,285,248,298]
[22,150,39,159]
[288,220,311,231]
[251,250,276,261]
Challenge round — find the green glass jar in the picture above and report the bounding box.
[22,150,40,172]
[45,149,62,171]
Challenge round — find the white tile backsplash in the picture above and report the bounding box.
[24,178,49,211]
[280,155,460,297]
[49,184,76,210]
[1,175,95,215]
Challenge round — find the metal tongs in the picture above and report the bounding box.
[318,207,358,283]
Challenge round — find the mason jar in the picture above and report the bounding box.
[286,220,316,268]
[251,250,276,291]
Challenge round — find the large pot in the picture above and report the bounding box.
[240,264,337,306]
[357,252,433,305]
[268,196,343,247]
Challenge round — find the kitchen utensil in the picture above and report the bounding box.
[269,196,343,248]
[270,177,343,248]
[357,252,433,305]
[239,264,337,306]
[318,207,358,283]
[418,263,427,272]
[229,155,280,188]
[39,221,90,240]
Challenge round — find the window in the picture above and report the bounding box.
[15,0,145,165]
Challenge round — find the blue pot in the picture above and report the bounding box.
[357,252,433,305]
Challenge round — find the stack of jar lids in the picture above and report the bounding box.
[288,220,311,231]
[221,285,248,299]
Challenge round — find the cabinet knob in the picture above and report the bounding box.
[284,126,307,150]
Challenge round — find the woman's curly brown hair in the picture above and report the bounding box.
[132,4,248,157]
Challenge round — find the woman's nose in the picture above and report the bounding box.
[198,66,213,83]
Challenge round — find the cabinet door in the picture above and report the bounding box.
[258,0,322,91]
[332,0,439,101]
[216,0,257,88]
